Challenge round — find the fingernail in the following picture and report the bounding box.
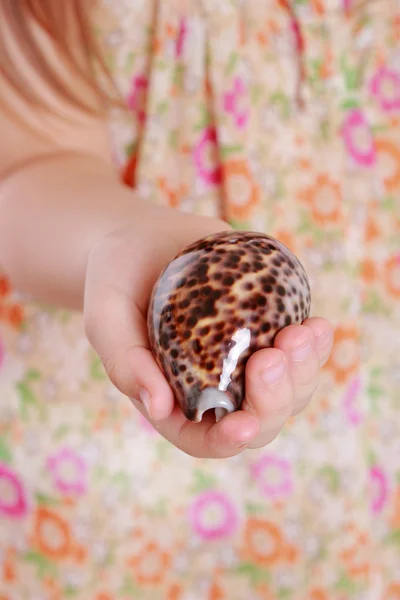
[261,360,285,385]
[139,388,152,418]
[290,341,312,362]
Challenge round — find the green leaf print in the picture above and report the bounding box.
[119,575,141,598]
[385,529,400,548]
[110,471,131,497]
[340,55,362,91]
[371,123,390,135]
[221,144,244,159]
[226,52,239,77]
[24,550,58,580]
[155,439,173,462]
[367,449,378,467]
[245,502,269,516]
[370,366,384,378]
[367,384,384,400]
[363,291,389,315]
[250,84,263,104]
[195,105,212,131]
[382,196,396,211]
[269,92,290,119]
[340,98,360,110]
[0,436,12,464]
[35,492,60,507]
[54,423,70,440]
[173,64,184,88]
[191,468,217,493]
[125,141,138,158]
[169,129,179,150]
[64,585,79,597]
[148,497,167,517]
[335,571,361,593]
[229,219,252,231]
[126,51,137,73]
[90,356,107,381]
[317,466,340,493]
[234,562,270,587]
[278,590,293,599]
[156,100,169,116]
[17,381,45,420]
[26,369,41,381]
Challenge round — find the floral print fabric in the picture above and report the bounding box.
[1,0,400,598]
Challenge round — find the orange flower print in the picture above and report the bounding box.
[242,518,283,567]
[157,177,188,208]
[365,212,380,242]
[384,254,400,299]
[2,547,16,583]
[167,583,183,600]
[386,583,400,599]
[274,230,296,253]
[339,523,370,579]
[360,258,377,283]
[209,582,225,600]
[298,174,342,226]
[223,159,260,222]
[0,276,24,329]
[127,541,171,586]
[32,507,73,561]
[375,139,400,192]
[307,589,329,600]
[390,487,400,529]
[326,325,360,384]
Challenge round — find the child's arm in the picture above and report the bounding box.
[0,19,333,458]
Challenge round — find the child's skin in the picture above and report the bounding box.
[0,23,333,458]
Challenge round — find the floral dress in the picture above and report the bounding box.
[1,0,400,598]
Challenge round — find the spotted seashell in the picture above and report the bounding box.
[148,231,311,422]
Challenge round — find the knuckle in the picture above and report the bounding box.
[265,403,292,422]
[103,354,122,390]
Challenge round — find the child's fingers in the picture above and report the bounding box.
[84,283,174,422]
[242,348,293,448]
[273,324,320,415]
[302,317,334,366]
[131,398,260,459]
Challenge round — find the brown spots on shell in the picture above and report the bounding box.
[147,230,311,422]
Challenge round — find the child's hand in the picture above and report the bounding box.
[84,206,333,458]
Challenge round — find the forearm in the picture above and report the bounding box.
[0,153,138,310]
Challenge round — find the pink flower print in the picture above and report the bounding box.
[47,448,88,496]
[342,110,376,167]
[223,77,250,130]
[251,454,293,500]
[0,463,27,518]
[189,491,238,541]
[138,414,159,436]
[342,0,352,14]
[370,66,400,113]
[370,466,388,514]
[127,75,149,125]
[343,375,363,426]
[194,127,222,187]
[176,17,188,58]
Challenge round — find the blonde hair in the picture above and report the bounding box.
[0,0,120,115]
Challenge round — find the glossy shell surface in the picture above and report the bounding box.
[147,231,311,422]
